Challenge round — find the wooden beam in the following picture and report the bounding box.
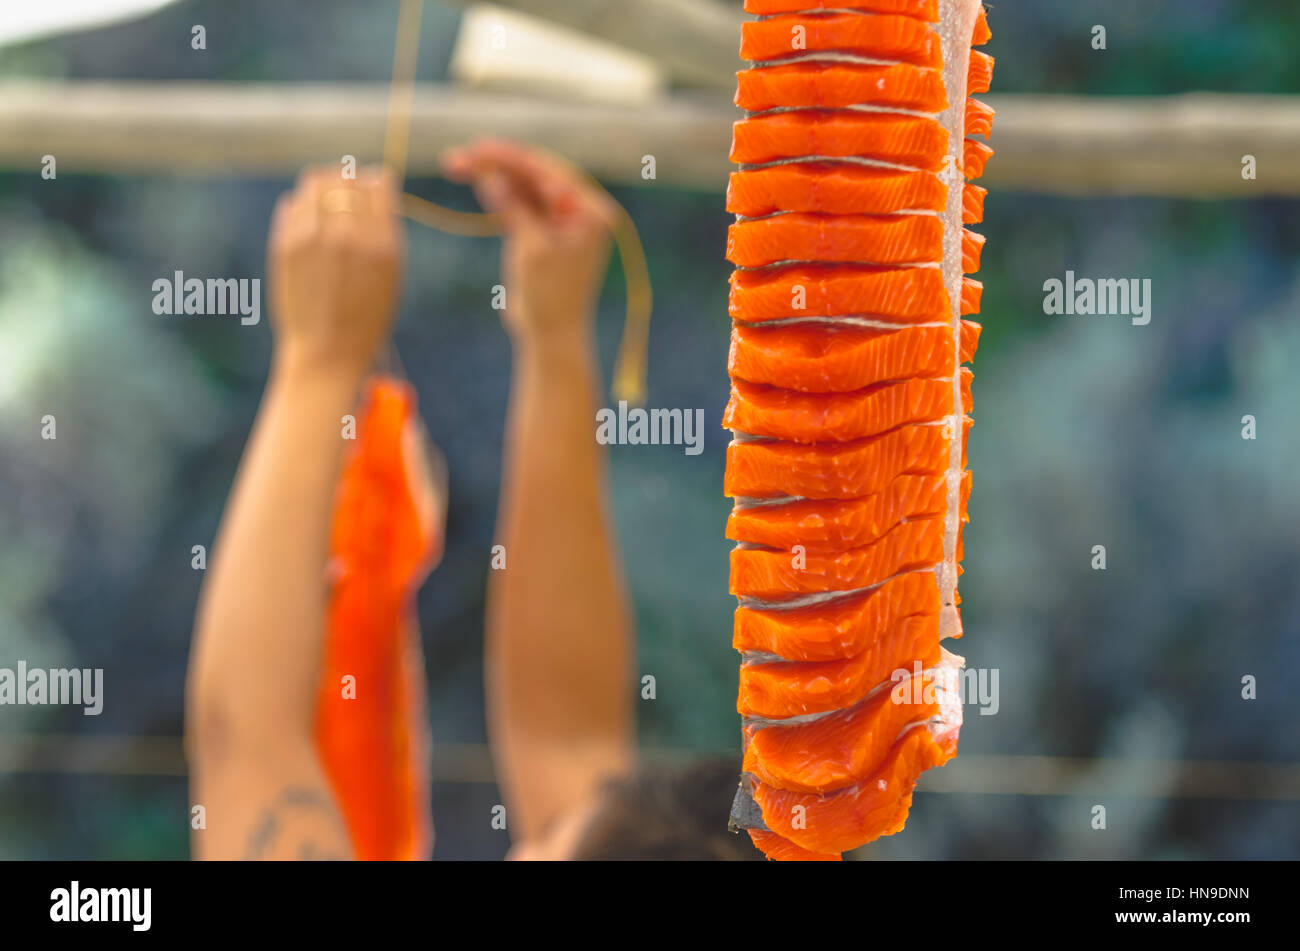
[0,81,733,188]
[440,0,740,90]
[1,82,1298,196]
[983,93,1300,197]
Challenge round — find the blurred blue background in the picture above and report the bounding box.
[0,0,1298,859]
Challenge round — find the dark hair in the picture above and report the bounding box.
[569,758,765,861]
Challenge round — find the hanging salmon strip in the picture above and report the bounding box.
[726,1,994,860]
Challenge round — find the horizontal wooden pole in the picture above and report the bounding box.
[0,81,733,188]
[983,93,1300,197]
[0,82,1297,196]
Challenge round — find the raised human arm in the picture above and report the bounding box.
[186,168,403,859]
[445,140,635,846]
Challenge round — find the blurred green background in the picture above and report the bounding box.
[1,0,1298,859]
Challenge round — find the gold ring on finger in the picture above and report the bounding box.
[320,189,368,215]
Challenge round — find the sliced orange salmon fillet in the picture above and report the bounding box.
[743,669,942,793]
[724,417,970,500]
[965,96,995,138]
[728,213,942,269]
[967,49,994,95]
[964,138,994,179]
[730,264,949,323]
[735,63,947,113]
[963,183,986,224]
[730,518,961,600]
[962,227,984,273]
[739,613,941,718]
[731,112,948,169]
[725,369,971,444]
[972,5,991,45]
[728,162,946,218]
[733,571,940,662]
[745,0,938,21]
[729,321,979,393]
[751,722,956,854]
[728,469,971,551]
[747,830,843,861]
[741,14,941,68]
[727,1,992,861]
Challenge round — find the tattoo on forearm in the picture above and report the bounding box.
[244,787,351,860]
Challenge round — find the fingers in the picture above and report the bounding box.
[441,138,616,232]
[284,164,400,222]
[470,169,537,232]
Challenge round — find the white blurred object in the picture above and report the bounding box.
[449,3,665,106]
[0,0,183,48]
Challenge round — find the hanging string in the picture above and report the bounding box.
[382,0,652,404]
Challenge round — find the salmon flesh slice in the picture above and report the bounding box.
[727,162,946,218]
[724,368,971,443]
[744,650,963,854]
[731,112,948,169]
[728,321,979,393]
[725,417,970,500]
[747,830,843,861]
[730,264,950,323]
[727,1,993,860]
[729,518,963,601]
[738,613,942,718]
[734,570,941,662]
[744,0,939,19]
[728,212,943,269]
[740,14,943,68]
[735,63,948,114]
[315,375,439,861]
[742,667,945,793]
[728,469,971,551]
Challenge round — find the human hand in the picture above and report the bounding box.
[268,166,405,380]
[442,139,616,346]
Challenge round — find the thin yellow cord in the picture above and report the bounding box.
[383,0,652,404]
[383,0,423,185]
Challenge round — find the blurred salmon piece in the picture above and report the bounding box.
[747,830,843,861]
[315,376,438,861]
